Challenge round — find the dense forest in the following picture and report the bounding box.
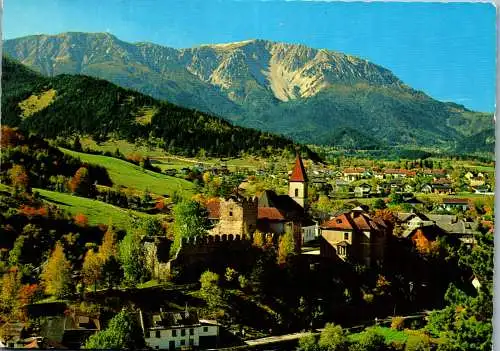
[1,56,318,160]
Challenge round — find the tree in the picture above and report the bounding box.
[372,198,386,210]
[199,270,223,312]
[353,328,386,351]
[81,249,101,292]
[119,230,148,286]
[298,334,320,351]
[141,217,164,237]
[101,256,123,289]
[318,323,348,351]
[277,228,295,266]
[98,225,119,262]
[0,268,22,315]
[170,200,211,256]
[69,167,92,197]
[252,230,264,248]
[8,164,30,192]
[41,242,72,298]
[84,309,145,349]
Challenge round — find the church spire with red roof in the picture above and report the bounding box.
[290,151,308,183]
[288,150,308,208]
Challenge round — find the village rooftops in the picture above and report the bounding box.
[383,169,416,176]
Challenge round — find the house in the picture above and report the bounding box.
[383,169,416,179]
[423,169,448,178]
[404,225,448,254]
[396,212,479,246]
[140,310,219,350]
[441,198,470,212]
[432,184,454,195]
[320,207,389,266]
[354,183,371,198]
[302,219,319,244]
[343,168,365,182]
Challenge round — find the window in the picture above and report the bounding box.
[337,245,346,256]
[180,340,186,346]
[203,327,208,333]
[156,330,161,338]
[189,339,194,346]
[229,211,233,217]
[295,188,299,197]
[336,219,342,224]
[172,330,177,337]
[190,328,194,335]
[156,346,159,350]
[181,329,186,337]
[344,232,349,241]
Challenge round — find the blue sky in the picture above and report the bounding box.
[3,0,496,112]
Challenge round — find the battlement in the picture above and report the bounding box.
[180,233,247,246]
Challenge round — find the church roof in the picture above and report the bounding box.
[290,153,308,182]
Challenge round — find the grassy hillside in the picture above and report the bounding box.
[60,148,196,196]
[35,188,157,229]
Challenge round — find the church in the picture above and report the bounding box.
[206,152,314,251]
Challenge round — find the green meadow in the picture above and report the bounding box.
[60,148,196,197]
[35,188,159,229]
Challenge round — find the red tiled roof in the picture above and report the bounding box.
[290,153,308,182]
[322,213,354,230]
[258,207,285,221]
[321,210,386,232]
[205,199,220,219]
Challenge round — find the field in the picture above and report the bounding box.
[35,188,160,229]
[60,148,196,197]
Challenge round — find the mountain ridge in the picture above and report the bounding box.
[4,32,494,151]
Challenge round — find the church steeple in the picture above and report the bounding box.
[288,151,308,208]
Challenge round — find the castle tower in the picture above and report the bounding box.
[288,151,308,208]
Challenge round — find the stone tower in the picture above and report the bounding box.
[288,151,308,208]
[212,195,258,236]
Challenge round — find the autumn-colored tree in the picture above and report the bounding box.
[18,284,40,306]
[252,230,264,248]
[82,249,102,292]
[98,225,119,261]
[68,167,92,197]
[74,213,89,227]
[41,242,72,298]
[0,268,22,315]
[278,228,295,266]
[8,165,30,192]
[1,126,24,148]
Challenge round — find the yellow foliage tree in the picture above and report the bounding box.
[252,230,264,248]
[82,249,102,292]
[41,242,72,298]
[278,229,295,266]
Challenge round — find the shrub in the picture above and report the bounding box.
[391,316,405,331]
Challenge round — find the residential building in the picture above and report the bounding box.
[320,207,389,266]
[140,310,219,350]
[441,198,470,212]
[343,168,365,182]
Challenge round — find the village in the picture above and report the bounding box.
[0,148,494,350]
